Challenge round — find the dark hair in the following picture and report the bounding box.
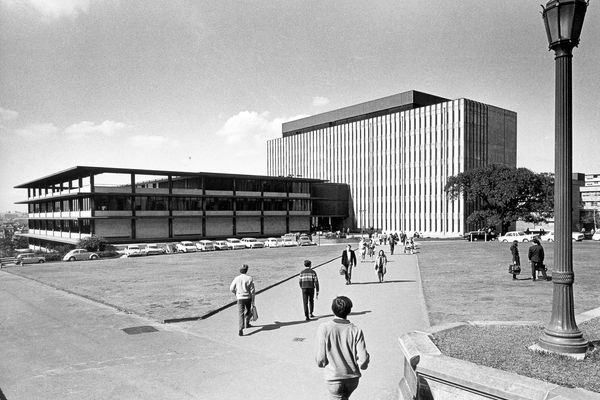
[331,296,353,318]
[240,264,249,273]
[304,259,311,267]
[532,238,540,245]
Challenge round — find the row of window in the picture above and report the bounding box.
[29,177,311,196]
[29,197,311,213]
[29,219,91,234]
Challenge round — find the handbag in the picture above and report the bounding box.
[508,264,521,274]
[339,265,347,275]
[250,304,258,321]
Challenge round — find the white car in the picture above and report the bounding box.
[592,230,600,241]
[264,237,280,248]
[281,237,298,247]
[214,240,229,250]
[176,241,197,252]
[125,244,142,257]
[497,231,535,243]
[226,238,246,250]
[240,238,264,249]
[298,236,316,246]
[142,244,165,256]
[540,231,585,242]
[63,249,99,261]
[16,253,46,265]
[196,240,215,251]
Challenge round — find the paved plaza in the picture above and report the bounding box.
[0,246,429,400]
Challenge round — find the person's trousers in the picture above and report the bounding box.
[531,262,547,280]
[344,264,353,283]
[301,288,315,318]
[326,378,359,400]
[237,298,252,330]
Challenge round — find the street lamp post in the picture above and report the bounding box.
[538,0,589,357]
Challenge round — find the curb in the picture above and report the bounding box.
[414,254,431,328]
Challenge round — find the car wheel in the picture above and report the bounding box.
[548,239,554,242]
[90,255,99,260]
[69,257,76,261]
[39,259,45,263]
[502,239,508,243]
[523,239,529,242]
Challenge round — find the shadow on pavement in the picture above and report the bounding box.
[350,280,415,285]
[246,311,372,336]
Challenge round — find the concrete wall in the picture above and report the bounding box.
[236,216,261,234]
[206,217,233,236]
[136,219,168,239]
[289,216,309,232]
[95,219,131,238]
[173,217,201,236]
[263,216,286,235]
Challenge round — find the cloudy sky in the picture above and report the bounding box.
[1,0,599,211]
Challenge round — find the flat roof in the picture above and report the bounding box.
[14,166,326,189]
[282,90,449,136]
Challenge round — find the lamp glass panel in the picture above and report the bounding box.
[570,5,587,42]
[545,6,560,42]
[559,3,575,40]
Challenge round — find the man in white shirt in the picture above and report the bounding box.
[229,264,255,336]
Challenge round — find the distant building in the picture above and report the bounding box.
[580,173,600,231]
[267,90,517,237]
[14,166,349,248]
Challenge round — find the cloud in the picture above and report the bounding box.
[15,123,59,139]
[312,96,330,107]
[64,120,128,138]
[0,107,18,121]
[215,111,307,144]
[128,135,175,150]
[2,0,93,19]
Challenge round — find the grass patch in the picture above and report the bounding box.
[417,241,600,325]
[431,317,600,393]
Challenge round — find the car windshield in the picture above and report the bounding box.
[229,239,240,243]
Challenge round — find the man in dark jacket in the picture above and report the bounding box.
[341,244,357,285]
[528,238,548,281]
[299,259,319,321]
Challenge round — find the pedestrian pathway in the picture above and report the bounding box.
[171,250,429,399]
[0,249,429,400]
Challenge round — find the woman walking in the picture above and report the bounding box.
[374,249,387,283]
[510,240,521,280]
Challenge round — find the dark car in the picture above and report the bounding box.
[463,230,497,241]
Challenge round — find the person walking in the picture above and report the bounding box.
[389,235,395,255]
[341,244,357,285]
[510,240,521,280]
[528,238,548,281]
[315,296,370,400]
[299,259,320,321]
[374,249,387,283]
[229,264,255,336]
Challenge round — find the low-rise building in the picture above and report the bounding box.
[15,166,349,248]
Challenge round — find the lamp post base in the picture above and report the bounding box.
[530,342,587,360]
[537,329,588,358]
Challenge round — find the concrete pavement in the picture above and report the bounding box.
[0,250,429,399]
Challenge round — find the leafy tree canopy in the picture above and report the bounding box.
[78,235,109,252]
[444,164,554,233]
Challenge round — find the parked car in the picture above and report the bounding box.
[462,230,497,241]
[16,253,46,265]
[63,249,99,261]
[196,240,215,251]
[125,244,143,257]
[240,238,264,249]
[297,236,316,246]
[176,241,198,253]
[214,240,230,250]
[264,237,280,248]
[540,231,585,242]
[592,230,600,241]
[281,237,298,247]
[226,238,246,250]
[142,244,165,256]
[497,231,535,243]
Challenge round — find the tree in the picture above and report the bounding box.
[444,164,554,234]
[78,235,109,252]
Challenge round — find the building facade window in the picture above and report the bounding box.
[205,197,233,211]
[236,198,260,211]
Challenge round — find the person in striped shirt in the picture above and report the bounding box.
[299,259,320,321]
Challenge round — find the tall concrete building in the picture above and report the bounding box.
[267,90,517,237]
